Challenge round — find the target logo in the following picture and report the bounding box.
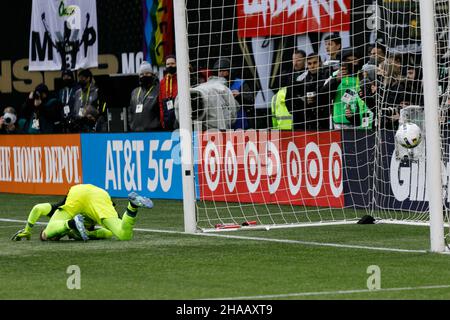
[329,143,343,198]
[244,141,261,193]
[224,141,238,192]
[203,141,221,191]
[266,141,281,194]
[287,142,302,196]
[305,142,323,197]
[199,131,344,207]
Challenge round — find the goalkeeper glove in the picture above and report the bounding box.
[11,228,32,241]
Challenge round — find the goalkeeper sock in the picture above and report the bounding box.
[67,219,77,230]
[43,220,70,239]
[24,222,34,233]
[126,203,138,217]
[87,228,113,240]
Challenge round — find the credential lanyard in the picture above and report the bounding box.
[65,88,72,104]
[137,86,154,103]
[165,75,173,97]
[81,85,91,107]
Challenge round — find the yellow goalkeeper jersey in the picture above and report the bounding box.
[59,184,118,225]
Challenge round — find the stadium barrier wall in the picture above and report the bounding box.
[197,130,345,207]
[0,134,82,195]
[81,132,183,199]
[0,131,439,213]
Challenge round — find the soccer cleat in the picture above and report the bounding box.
[73,215,89,241]
[128,192,154,209]
[67,229,83,241]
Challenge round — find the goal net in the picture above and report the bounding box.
[175,0,450,236]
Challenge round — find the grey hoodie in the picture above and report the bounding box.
[175,76,239,130]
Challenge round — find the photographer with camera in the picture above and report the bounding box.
[21,84,59,134]
[0,107,20,134]
[320,48,373,130]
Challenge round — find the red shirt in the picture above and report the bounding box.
[159,73,178,129]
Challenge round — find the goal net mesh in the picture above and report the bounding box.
[179,0,450,231]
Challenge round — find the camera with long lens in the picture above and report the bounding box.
[33,91,41,100]
[3,113,16,124]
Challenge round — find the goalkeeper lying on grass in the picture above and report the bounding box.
[11,184,153,241]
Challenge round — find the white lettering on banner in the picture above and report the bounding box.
[305,142,323,197]
[243,0,349,26]
[0,147,12,182]
[104,140,144,191]
[159,140,173,192]
[13,147,43,183]
[44,146,80,184]
[105,141,118,190]
[146,140,174,192]
[147,141,159,192]
[123,140,143,191]
[390,153,429,202]
[121,52,144,74]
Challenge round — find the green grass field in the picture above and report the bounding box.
[1,193,450,300]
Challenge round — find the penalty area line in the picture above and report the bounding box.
[0,218,428,254]
[201,284,450,300]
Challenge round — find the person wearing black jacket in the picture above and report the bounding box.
[273,49,307,92]
[378,54,406,130]
[21,84,60,134]
[128,61,161,132]
[290,53,329,130]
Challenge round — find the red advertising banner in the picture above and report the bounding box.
[237,0,351,37]
[0,134,82,195]
[198,130,344,208]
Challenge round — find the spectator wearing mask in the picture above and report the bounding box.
[214,57,255,129]
[320,49,373,129]
[72,69,99,120]
[57,69,79,132]
[159,55,178,131]
[128,61,161,132]
[0,107,20,134]
[21,84,60,134]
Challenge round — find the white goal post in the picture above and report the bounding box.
[418,0,445,252]
[174,0,450,253]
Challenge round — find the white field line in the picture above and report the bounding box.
[0,224,27,228]
[0,218,429,254]
[202,284,450,300]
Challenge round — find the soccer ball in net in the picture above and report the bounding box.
[395,122,423,149]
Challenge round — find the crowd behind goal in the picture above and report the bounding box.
[0,34,441,135]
